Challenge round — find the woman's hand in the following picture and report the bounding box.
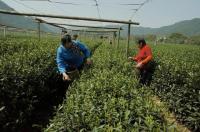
[86,58,93,65]
[62,73,71,81]
[128,57,133,61]
[136,62,143,69]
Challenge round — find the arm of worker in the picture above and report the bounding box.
[76,42,92,65]
[76,41,91,58]
[136,48,153,68]
[128,54,139,62]
[135,55,153,69]
[56,48,71,81]
[141,55,153,64]
[141,48,153,64]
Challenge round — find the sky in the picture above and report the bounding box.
[1,0,200,28]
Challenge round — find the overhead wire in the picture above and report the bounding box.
[20,0,81,5]
[93,0,101,19]
[92,0,105,27]
[130,0,151,20]
[12,0,40,12]
[19,0,76,25]
[4,0,150,28]
[19,0,150,22]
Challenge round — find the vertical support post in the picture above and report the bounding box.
[126,23,131,58]
[61,28,63,37]
[83,30,86,40]
[3,26,6,37]
[38,22,41,41]
[113,32,116,46]
[109,33,112,44]
[117,28,121,48]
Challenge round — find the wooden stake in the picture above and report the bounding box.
[117,28,121,48]
[113,32,116,46]
[126,23,131,58]
[3,26,6,37]
[38,22,41,41]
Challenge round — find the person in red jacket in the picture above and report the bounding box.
[129,39,156,86]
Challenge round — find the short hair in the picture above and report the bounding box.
[137,38,146,45]
[61,34,72,45]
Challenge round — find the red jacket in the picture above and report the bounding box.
[133,44,153,65]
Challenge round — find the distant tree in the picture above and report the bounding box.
[132,35,156,43]
[145,34,157,42]
[167,33,188,44]
[187,35,200,45]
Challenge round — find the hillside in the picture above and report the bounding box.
[0,0,60,33]
[1,0,200,37]
[120,18,200,37]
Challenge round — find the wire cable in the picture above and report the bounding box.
[93,0,101,19]
[130,0,151,20]
[13,0,39,12]
[20,0,80,5]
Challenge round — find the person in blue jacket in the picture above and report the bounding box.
[56,34,92,81]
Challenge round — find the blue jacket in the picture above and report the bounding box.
[56,41,91,73]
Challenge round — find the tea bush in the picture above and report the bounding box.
[45,43,174,131]
[0,37,99,131]
[151,44,200,131]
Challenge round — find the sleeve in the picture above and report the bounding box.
[77,42,91,58]
[133,54,139,61]
[56,47,69,74]
[141,56,152,64]
[141,47,153,64]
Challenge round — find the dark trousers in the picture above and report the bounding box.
[138,61,156,86]
[55,74,70,101]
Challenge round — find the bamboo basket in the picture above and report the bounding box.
[67,69,80,80]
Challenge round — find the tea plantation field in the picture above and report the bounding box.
[45,42,200,131]
[0,36,199,131]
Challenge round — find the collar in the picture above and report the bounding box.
[140,44,147,50]
[60,42,76,50]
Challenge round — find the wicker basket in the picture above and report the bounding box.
[67,69,80,80]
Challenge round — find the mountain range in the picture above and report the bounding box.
[0,0,61,33]
[128,18,200,36]
[113,18,200,37]
[0,0,200,37]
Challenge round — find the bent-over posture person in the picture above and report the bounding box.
[129,39,156,86]
[56,34,92,81]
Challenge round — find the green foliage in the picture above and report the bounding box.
[187,35,200,45]
[0,37,59,130]
[0,36,99,131]
[151,44,200,131]
[132,34,157,43]
[1,35,199,131]
[166,33,188,44]
[145,34,157,42]
[45,44,173,131]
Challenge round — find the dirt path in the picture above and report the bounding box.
[151,96,190,132]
